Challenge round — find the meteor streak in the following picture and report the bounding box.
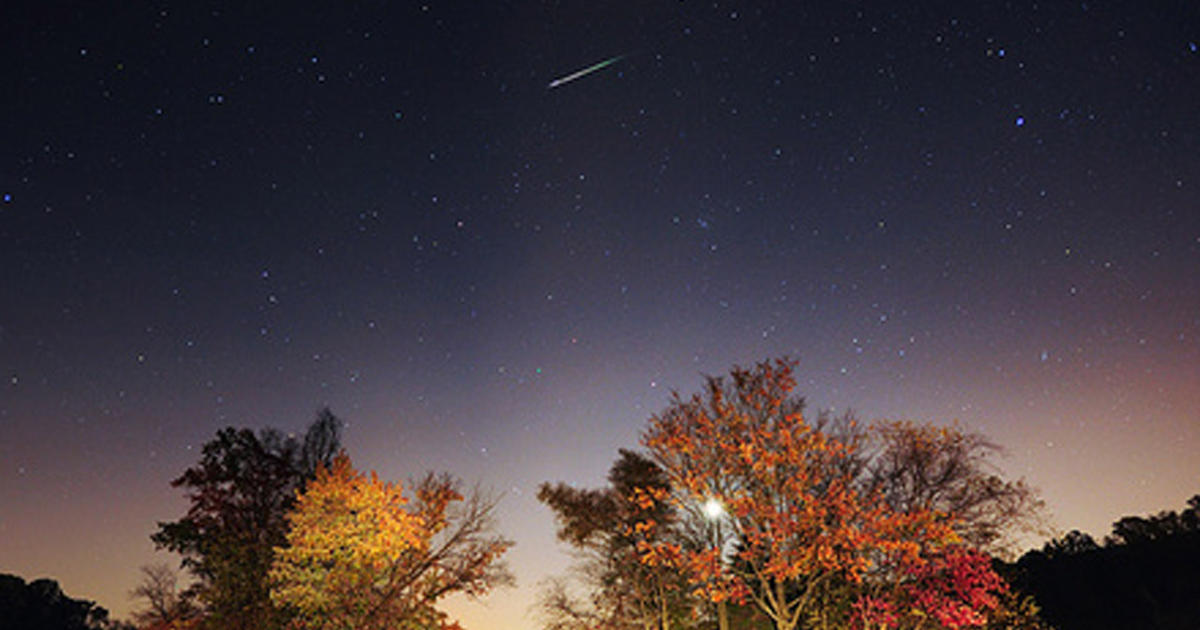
[548,55,624,88]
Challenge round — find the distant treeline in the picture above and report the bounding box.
[0,573,128,630]
[1005,494,1200,630]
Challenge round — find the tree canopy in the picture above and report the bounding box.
[151,408,342,630]
[637,358,1032,630]
[0,573,116,630]
[269,452,513,630]
[1010,494,1200,629]
[537,449,696,630]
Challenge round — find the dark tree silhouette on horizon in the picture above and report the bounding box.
[0,573,120,630]
[1008,494,1200,629]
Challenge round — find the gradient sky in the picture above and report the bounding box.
[2,1,1198,627]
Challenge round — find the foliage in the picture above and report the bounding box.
[1038,530,1098,559]
[640,358,964,630]
[638,358,1038,630]
[0,573,115,630]
[905,547,1006,629]
[981,586,1053,630]
[269,452,513,630]
[151,408,342,630]
[1010,493,1200,629]
[537,449,698,630]
[851,548,1016,629]
[1105,495,1200,546]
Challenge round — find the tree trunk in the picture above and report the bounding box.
[774,580,795,630]
[660,584,670,630]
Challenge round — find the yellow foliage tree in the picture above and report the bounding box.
[269,452,512,630]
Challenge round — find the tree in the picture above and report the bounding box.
[269,452,513,630]
[129,563,199,629]
[1039,530,1098,558]
[639,359,961,630]
[0,573,116,630]
[866,421,1046,558]
[299,407,344,479]
[537,449,697,630]
[901,547,1006,629]
[152,408,342,630]
[1009,493,1200,629]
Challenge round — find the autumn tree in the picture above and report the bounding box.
[640,359,956,630]
[852,546,1013,630]
[537,449,698,630]
[269,452,513,630]
[152,408,342,630]
[637,358,1039,630]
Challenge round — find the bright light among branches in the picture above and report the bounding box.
[703,498,724,520]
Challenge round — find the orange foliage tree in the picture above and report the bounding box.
[269,453,513,630]
[537,450,696,630]
[639,359,967,630]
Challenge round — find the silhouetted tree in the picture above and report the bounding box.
[867,420,1047,558]
[129,563,198,629]
[299,407,341,479]
[0,573,116,630]
[1010,493,1200,629]
[1105,503,1200,546]
[1040,530,1099,558]
[151,408,342,630]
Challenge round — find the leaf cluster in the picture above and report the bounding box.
[638,358,1039,630]
[536,450,698,630]
[269,454,513,630]
[151,409,342,629]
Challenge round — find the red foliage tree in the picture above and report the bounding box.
[852,547,1009,630]
[906,548,1007,628]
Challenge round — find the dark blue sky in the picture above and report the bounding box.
[2,1,1198,626]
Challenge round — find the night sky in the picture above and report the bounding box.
[2,1,1198,627]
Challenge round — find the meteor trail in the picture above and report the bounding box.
[548,55,624,88]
